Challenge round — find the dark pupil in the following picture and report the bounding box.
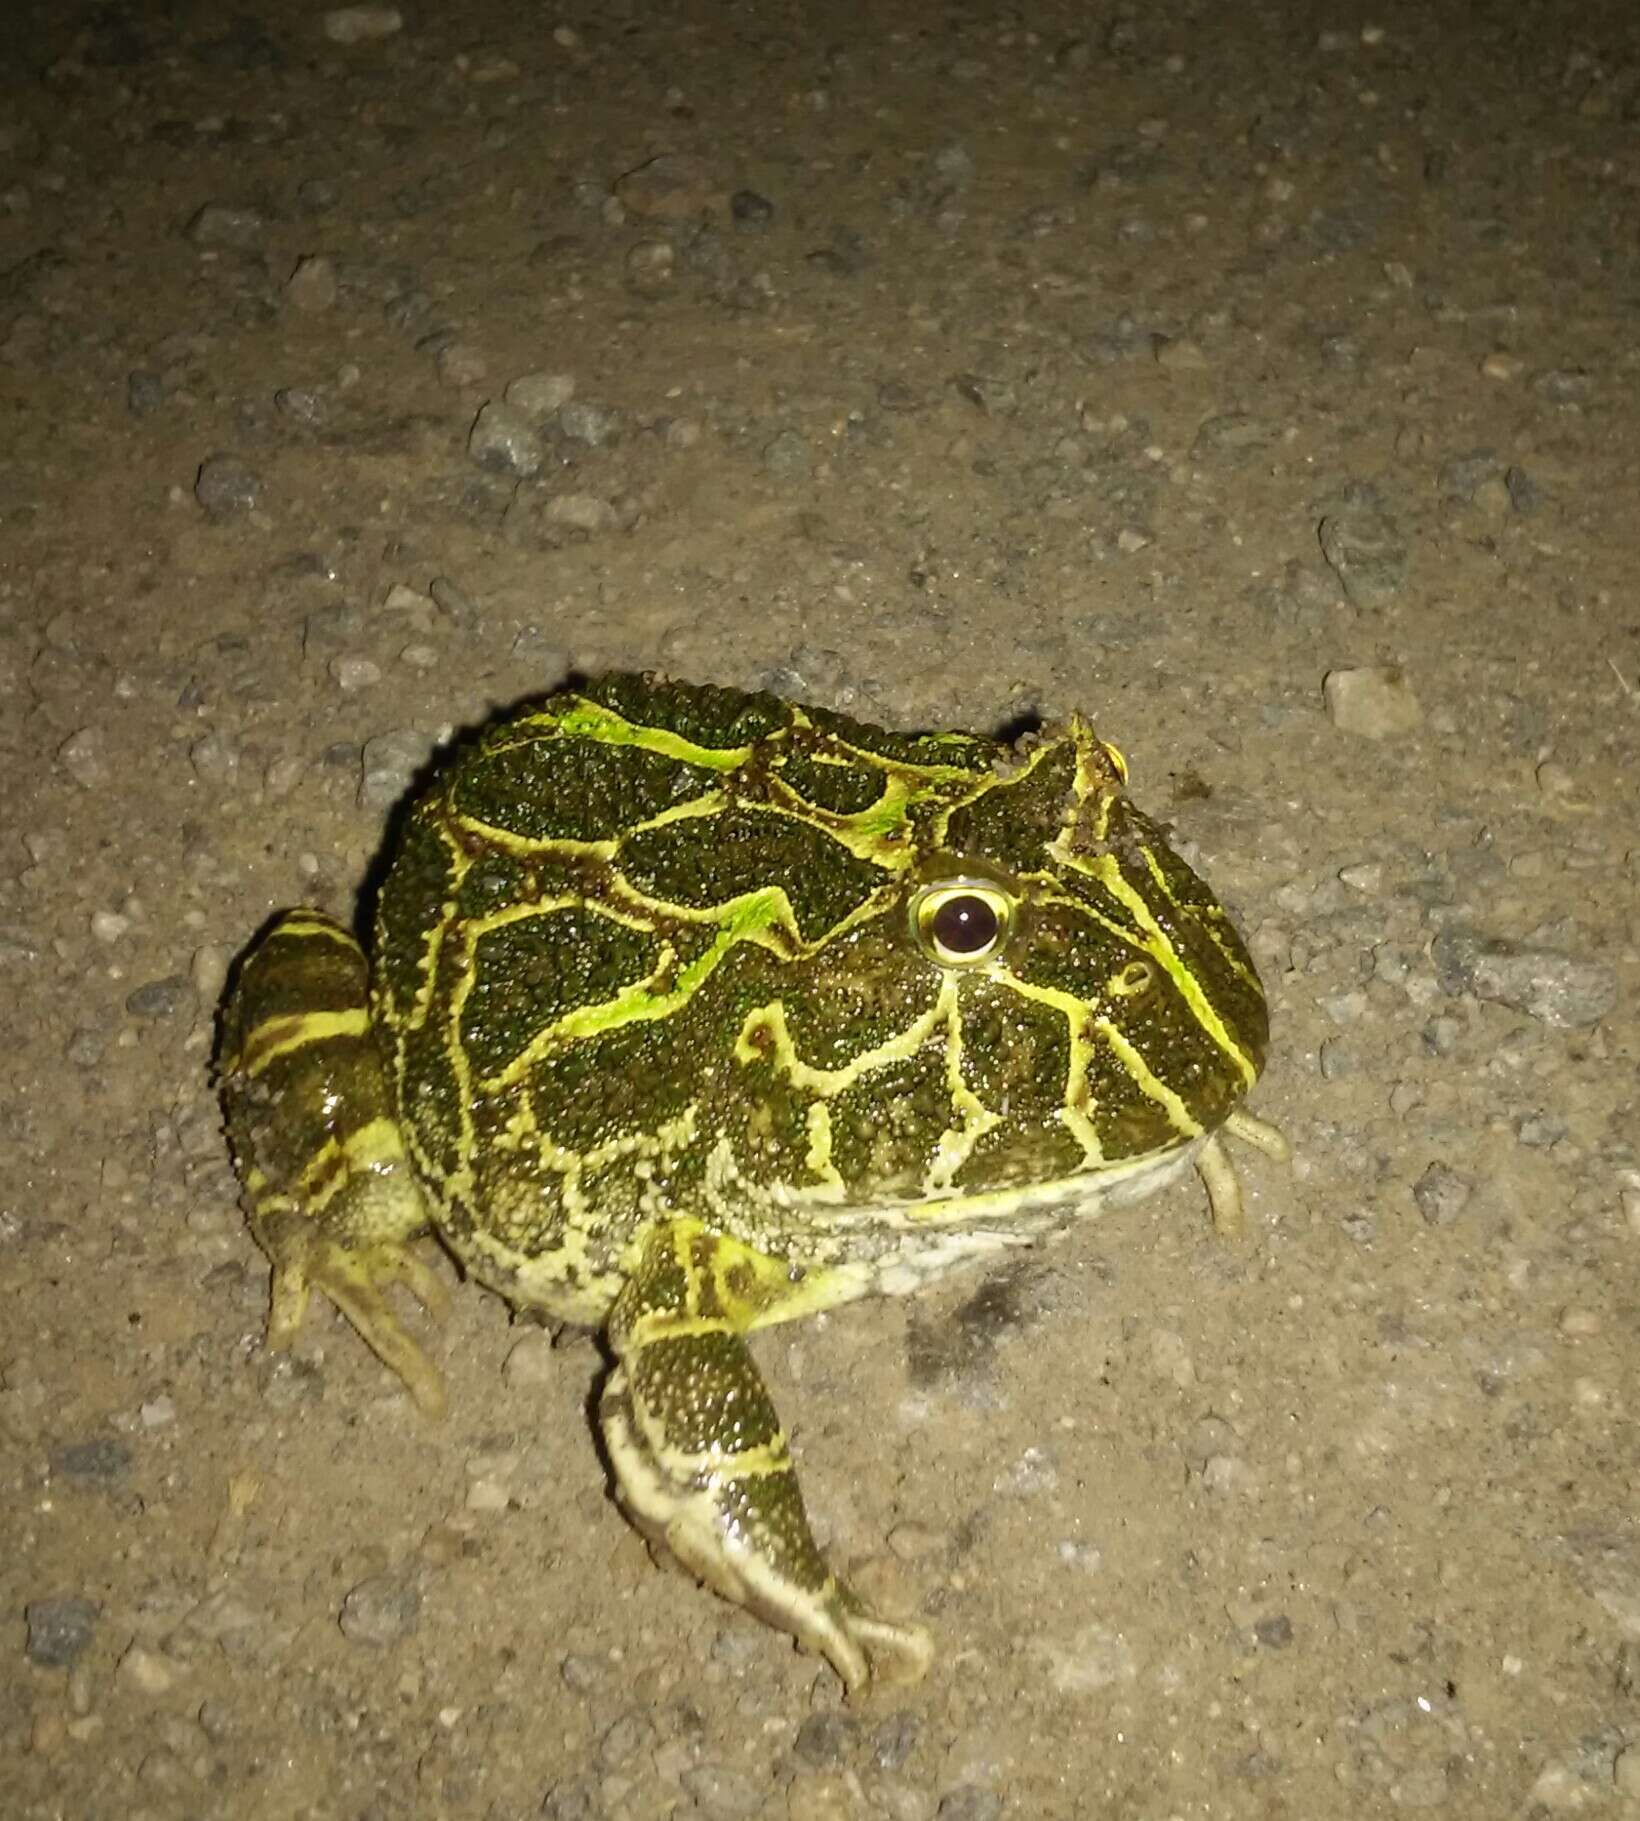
[931,894,998,955]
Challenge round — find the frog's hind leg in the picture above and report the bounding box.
[220,910,448,1417]
[599,1219,933,1698]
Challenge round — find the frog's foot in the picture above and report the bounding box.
[601,1219,933,1697]
[1196,1108,1292,1238]
[258,1208,449,1418]
[221,909,446,1418]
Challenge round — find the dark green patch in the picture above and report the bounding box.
[1009,899,1136,1004]
[372,809,457,1015]
[823,1044,951,1201]
[524,1011,699,1150]
[455,729,721,844]
[575,673,788,746]
[777,749,886,816]
[954,979,1071,1124]
[461,909,662,1078]
[952,1111,1085,1192]
[395,1013,466,1180]
[775,922,937,1069]
[631,1330,783,1455]
[805,702,995,772]
[943,743,1075,874]
[452,848,569,919]
[618,807,888,944]
[1083,1023,1200,1162]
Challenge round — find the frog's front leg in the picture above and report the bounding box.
[600,1219,933,1697]
[220,910,448,1416]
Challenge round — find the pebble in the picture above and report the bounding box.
[189,729,239,784]
[1422,1015,1463,1057]
[1201,1453,1255,1495]
[91,908,128,944]
[731,188,775,228]
[540,1774,601,1820]
[1041,1623,1137,1695]
[51,1438,132,1480]
[1193,411,1276,458]
[1316,499,1408,607]
[558,400,620,446]
[1323,665,1423,738]
[1506,465,1540,513]
[184,202,265,249]
[1411,1163,1473,1226]
[1430,926,1617,1028]
[324,6,403,43]
[1438,449,1500,503]
[330,655,382,692]
[502,1329,556,1385]
[465,1476,510,1512]
[285,255,338,312]
[626,239,675,295]
[195,454,263,518]
[127,369,165,415]
[542,493,618,534]
[125,975,194,1020]
[503,371,575,417]
[117,1644,177,1695]
[58,726,109,790]
[25,1597,99,1667]
[1154,334,1208,370]
[1471,475,1513,518]
[615,151,722,220]
[338,1575,420,1646]
[359,728,436,809]
[787,1771,860,1821]
[951,371,1017,415]
[596,1707,657,1771]
[680,1763,763,1816]
[763,429,813,479]
[467,401,543,477]
[873,1710,920,1772]
[794,1711,859,1767]
[559,1651,604,1691]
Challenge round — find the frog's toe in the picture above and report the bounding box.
[829,1600,935,1699]
[260,1214,448,1418]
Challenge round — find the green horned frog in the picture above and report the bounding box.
[221,672,1285,1693]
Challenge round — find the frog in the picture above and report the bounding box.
[219,671,1286,1694]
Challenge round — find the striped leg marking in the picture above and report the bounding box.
[601,1220,933,1697]
[220,910,448,1417]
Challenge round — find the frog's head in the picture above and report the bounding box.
[832,713,1271,1199]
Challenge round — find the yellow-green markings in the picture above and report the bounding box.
[234,1006,372,1077]
[1059,849,1260,1090]
[552,699,755,769]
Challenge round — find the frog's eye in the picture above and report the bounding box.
[1100,739,1129,783]
[911,882,1014,968]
